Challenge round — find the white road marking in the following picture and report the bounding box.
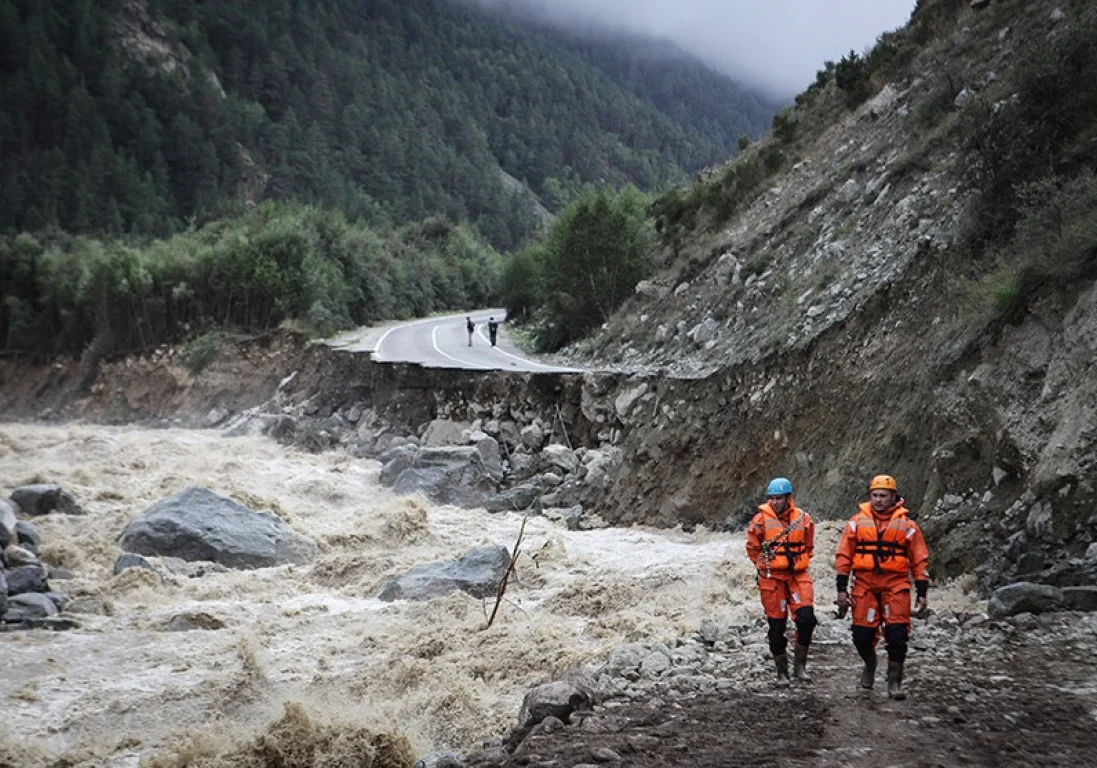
[373,315,452,361]
[477,325,581,372]
[431,325,493,370]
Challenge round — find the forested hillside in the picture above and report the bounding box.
[0,0,775,251]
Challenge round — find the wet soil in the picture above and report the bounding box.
[497,619,1097,768]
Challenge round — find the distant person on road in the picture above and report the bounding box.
[466,316,475,346]
[835,474,930,700]
[487,316,499,347]
[746,477,817,687]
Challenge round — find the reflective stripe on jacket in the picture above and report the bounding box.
[746,502,814,573]
[835,501,930,579]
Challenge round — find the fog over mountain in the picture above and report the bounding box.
[469,0,917,96]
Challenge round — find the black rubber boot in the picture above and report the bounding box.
[860,654,877,689]
[774,654,791,688]
[793,644,811,682]
[887,661,906,700]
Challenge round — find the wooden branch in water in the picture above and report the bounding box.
[483,517,527,630]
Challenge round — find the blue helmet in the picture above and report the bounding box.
[766,477,793,496]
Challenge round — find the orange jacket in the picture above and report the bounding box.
[746,501,814,574]
[835,501,929,580]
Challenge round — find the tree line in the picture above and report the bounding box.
[0,0,774,252]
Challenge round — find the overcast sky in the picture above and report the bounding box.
[474,0,917,97]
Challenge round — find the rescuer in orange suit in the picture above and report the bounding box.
[746,477,817,687]
[835,474,930,700]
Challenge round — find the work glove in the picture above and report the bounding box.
[835,591,850,619]
[914,595,929,620]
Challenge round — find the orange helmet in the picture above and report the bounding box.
[868,474,898,492]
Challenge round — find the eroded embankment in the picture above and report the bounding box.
[4,267,1097,596]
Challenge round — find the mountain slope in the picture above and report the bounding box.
[0,0,774,249]
[552,0,1097,594]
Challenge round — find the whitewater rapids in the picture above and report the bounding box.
[0,423,980,766]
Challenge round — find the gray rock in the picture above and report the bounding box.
[0,571,7,615]
[837,178,861,204]
[517,680,592,728]
[4,592,59,621]
[1050,7,1065,22]
[591,747,622,763]
[544,505,583,531]
[640,648,672,677]
[6,564,49,595]
[3,545,39,568]
[378,545,510,602]
[507,452,537,481]
[113,552,160,576]
[10,484,85,516]
[470,433,503,480]
[14,520,40,551]
[390,447,500,508]
[498,421,521,449]
[414,753,464,768]
[1002,530,1027,562]
[1026,501,1053,539]
[520,423,545,452]
[379,446,419,486]
[1061,586,1097,613]
[614,383,649,421]
[605,644,645,678]
[987,582,1064,618]
[422,419,469,447]
[954,88,974,108]
[45,592,69,610]
[66,597,110,615]
[541,444,579,475]
[118,486,318,570]
[483,485,540,513]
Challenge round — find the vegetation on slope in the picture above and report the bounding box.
[0,204,500,358]
[0,0,774,252]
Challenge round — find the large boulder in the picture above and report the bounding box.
[6,564,49,595]
[421,419,469,447]
[517,680,592,728]
[118,486,318,570]
[540,445,579,476]
[987,582,1065,618]
[388,447,499,508]
[378,545,509,602]
[10,484,85,516]
[482,485,541,513]
[4,592,59,621]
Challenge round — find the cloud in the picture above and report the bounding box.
[471,0,917,96]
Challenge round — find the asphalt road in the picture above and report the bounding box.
[325,309,581,372]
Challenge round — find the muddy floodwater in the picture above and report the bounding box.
[0,423,983,766]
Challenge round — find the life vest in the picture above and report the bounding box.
[850,502,916,574]
[757,505,810,573]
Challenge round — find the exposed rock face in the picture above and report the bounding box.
[118,486,318,569]
[377,545,510,602]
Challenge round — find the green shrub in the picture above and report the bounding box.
[184,333,220,375]
[0,202,503,356]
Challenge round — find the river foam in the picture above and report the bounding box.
[0,423,980,766]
